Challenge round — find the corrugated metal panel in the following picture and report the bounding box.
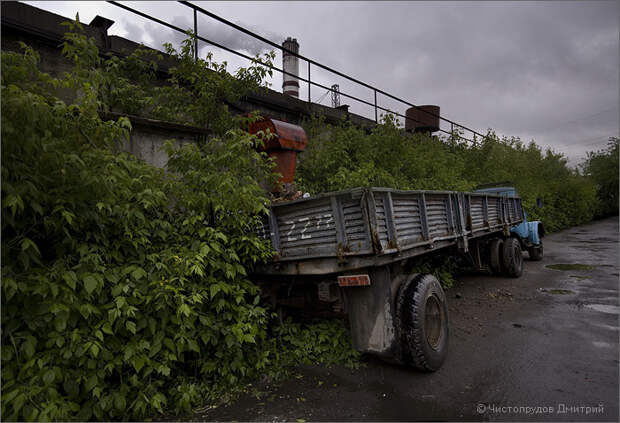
[261,187,524,262]
[374,195,390,250]
[426,194,450,239]
[391,193,423,246]
[470,196,485,229]
[341,198,371,253]
[488,198,499,224]
[276,197,337,257]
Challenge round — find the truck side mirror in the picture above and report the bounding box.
[536,198,543,209]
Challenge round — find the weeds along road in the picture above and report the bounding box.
[199,217,619,422]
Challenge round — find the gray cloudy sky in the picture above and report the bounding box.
[26,1,619,165]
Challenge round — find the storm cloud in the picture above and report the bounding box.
[121,12,283,57]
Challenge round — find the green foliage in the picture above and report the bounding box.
[1,23,357,421]
[582,137,619,217]
[270,319,361,373]
[100,30,275,134]
[405,255,458,289]
[298,115,471,194]
[298,115,600,233]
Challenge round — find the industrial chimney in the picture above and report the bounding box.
[282,37,299,98]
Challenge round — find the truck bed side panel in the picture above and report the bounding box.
[256,187,524,274]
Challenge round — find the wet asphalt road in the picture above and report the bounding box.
[203,217,619,422]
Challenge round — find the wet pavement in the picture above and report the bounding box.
[199,217,619,421]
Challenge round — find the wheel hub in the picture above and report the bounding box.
[425,295,443,350]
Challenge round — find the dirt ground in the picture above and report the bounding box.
[188,217,619,422]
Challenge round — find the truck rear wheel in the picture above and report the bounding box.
[488,238,504,274]
[397,274,449,371]
[528,243,544,261]
[501,237,523,277]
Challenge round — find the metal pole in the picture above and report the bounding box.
[307,61,311,103]
[193,9,198,61]
[374,89,378,123]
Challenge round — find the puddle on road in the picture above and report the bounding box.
[569,275,591,280]
[539,288,574,295]
[585,304,620,314]
[547,264,594,271]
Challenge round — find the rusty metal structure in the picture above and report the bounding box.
[405,105,440,133]
[248,117,307,186]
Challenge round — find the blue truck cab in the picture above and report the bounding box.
[474,184,545,261]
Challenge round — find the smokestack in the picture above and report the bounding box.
[282,37,299,98]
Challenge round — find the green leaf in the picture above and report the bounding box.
[63,271,77,290]
[178,303,191,317]
[209,283,221,299]
[89,342,100,357]
[102,322,113,335]
[2,389,20,404]
[83,275,97,294]
[23,337,36,358]
[114,394,126,412]
[132,356,145,372]
[53,314,67,332]
[84,374,98,392]
[131,267,147,280]
[61,210,75,225]
[20,237,40,256]
[163,338,176,353]
[125,321,136,334]
[12,393,26,414]
[42,369,56,385]
[187,339,199,352]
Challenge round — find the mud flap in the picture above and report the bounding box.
[342,266,401,362]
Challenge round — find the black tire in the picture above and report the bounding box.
[397,274,449,371]
[488,238,504,274]
[528,243,543,261]
[501,237,523,278]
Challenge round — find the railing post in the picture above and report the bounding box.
[193,8,198,61]
[307,61,311,112]
[374,89,378,123]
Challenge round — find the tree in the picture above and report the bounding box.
[582,137,619,217]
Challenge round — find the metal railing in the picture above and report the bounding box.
[108,0,492,144]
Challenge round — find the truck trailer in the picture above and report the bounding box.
[253,186,545,371]
[248,118,544,371]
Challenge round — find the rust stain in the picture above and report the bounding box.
[370,228,383,253]
[336,243,351,262]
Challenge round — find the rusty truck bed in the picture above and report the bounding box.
[255,187,523,275]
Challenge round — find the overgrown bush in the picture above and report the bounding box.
[1,21,358,421]
[582,137,619,217]
[298,115,600,232]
